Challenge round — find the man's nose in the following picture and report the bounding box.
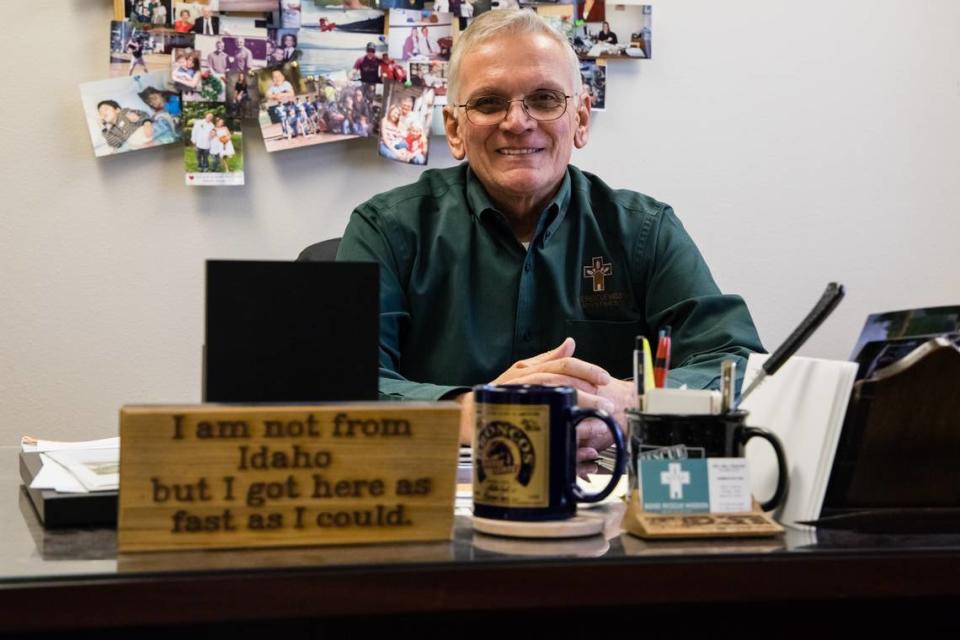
[499,100,535,131]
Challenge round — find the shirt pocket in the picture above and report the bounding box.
[564,319,644,380]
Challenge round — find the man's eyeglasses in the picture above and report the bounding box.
[455,90,573,126]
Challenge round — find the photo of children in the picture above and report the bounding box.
[572,3,652,59]
[183,101,244,186]
[579,60,605,111]
[378,81,434,165]
[388,10,453,61]
[409,61,447,106]
[80,71,183,157]
[256,63,381,152]
[125,0,173,26]
[226,71,261,118]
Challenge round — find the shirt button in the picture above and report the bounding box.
[522,331,532,342]
[524,262,531,273]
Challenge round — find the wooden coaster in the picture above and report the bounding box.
[472,532,611,557]
[472,512,605,539]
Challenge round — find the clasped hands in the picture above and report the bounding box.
[456,337,635,474]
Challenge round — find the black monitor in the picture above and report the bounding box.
[204,260,379,403]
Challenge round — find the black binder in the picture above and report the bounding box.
[19,452,118,528]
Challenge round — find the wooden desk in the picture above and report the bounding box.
[3,447,959,636]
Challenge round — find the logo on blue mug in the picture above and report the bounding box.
[476,420,536,486]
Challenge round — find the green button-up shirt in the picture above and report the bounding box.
[337,164,763,401]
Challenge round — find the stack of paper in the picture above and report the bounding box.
[21,436,119,493]
[739,354,858,528]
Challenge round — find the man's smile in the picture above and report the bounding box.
[496,147,545,155]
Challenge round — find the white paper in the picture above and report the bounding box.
[30,454,88,493]
[21,436,120,453]
[740,355,858,527]
[43,448,120,492]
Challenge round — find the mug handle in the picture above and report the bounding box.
[569,408,626,503]
[738,426,789,512]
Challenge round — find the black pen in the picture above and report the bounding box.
[735,282,845,408]
[634,336,644,410]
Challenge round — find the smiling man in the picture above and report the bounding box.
[335,10,763,456]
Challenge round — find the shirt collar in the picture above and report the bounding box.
[465,166,572,247]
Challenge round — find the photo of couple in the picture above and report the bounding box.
[377,81,434,165]
[387,10,453,61]
[183,102,244,185]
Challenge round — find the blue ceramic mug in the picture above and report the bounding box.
[472,384,626,521]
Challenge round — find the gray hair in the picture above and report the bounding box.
[447,9,582,107]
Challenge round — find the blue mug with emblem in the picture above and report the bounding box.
[472,384,626,521]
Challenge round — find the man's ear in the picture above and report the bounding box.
[573,92,591,149]
[444,106,466,160]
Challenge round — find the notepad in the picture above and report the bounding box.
[739,354,857,528]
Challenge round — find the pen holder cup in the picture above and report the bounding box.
[625,409,789,512]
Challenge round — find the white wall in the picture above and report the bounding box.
[2,0,958,441]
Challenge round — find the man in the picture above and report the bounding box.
[206,39,229,75]
[190,111,215,172]
[418,26,436,58]
[335,10,763,456]
[192,7,220,35]
[353,43,381,84]
[230,37,254,73]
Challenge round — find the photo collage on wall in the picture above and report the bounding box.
[86,0,651,184]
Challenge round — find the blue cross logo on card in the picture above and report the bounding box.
[640,459,710,513]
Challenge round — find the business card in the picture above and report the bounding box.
[639,458,752,514]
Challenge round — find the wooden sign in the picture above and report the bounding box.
[118,403,460,552]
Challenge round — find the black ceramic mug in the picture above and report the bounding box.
[472,384,626,522]
[626,410,789,512]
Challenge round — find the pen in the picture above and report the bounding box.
[642,336,655,393]
[654,326,671,388]
[735,282,845,408]
[633,336,645,410]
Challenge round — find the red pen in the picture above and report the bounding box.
[654,326,671,388]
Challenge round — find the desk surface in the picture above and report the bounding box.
[3,447,960,633]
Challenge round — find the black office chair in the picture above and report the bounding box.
[297,237,341,262]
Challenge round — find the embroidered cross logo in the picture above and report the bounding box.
[660,462,691,499]
[583,256,613,293]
